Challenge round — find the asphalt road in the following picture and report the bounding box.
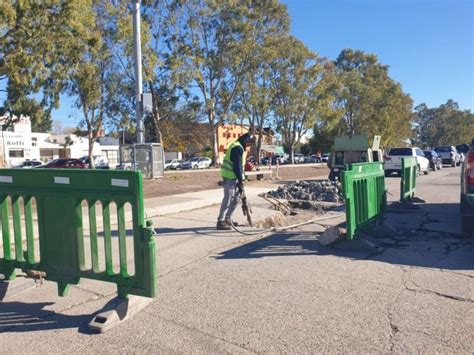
[0,166,472,353]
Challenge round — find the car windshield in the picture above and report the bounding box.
[423,151,432,157]
[189,158,199,162]
[165,160,172,163]
[389,148,412,156]
[434,146,450,152]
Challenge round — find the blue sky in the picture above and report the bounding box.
[2,0,473,126]
[283,0,473,111]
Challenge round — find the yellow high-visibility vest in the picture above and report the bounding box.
[220,140,244,179]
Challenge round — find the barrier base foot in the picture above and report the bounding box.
[89,295,152,333]
[0,277,37,302]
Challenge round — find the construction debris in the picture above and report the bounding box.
[266,180,343,203]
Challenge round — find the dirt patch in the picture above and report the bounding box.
[143,165,329,198]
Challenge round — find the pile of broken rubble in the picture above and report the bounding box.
[266,180,343,203]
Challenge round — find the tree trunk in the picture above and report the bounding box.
[256,131,263,163]
[152,112,163,144]
[88,128,95,169]
[209,111,219,166]
[288,145,294,164]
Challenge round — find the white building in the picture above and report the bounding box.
[0,115,119,167]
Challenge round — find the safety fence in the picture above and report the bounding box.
[400,157,417,201]
[341,162,386,240]
[0,169,156,298]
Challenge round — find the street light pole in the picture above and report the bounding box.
[132,0,144,144]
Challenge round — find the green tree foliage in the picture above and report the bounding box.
[233,33,288,162]
[414,100,474,147]
[272,36,337,162]
[0,0,97,131]
[315,49,413,149]
[67,1,125,168]
[172,0,289,164]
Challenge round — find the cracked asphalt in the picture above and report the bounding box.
[0,167,473,353]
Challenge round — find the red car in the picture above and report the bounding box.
[38,158,85,169]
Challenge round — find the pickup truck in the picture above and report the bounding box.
[434,146,460,167]
[460,140,474,234]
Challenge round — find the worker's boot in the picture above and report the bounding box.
[216,220,231,230]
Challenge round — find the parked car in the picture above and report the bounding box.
[116,162,132,170]
[460,139,474,234]
[384,147,430,176]
[423,150,442,171]
[293,153,305,164]
[321,153,330,163]
[165,159,182,170]
[260,156,271,165]
[38,158,85,169]
[305,155,318,163]
[434,146,460,167]
[79,155,110,169]
[457,144,468,165]
[13,160,43,168]
[273,154,288,165]
[180,157,212,169]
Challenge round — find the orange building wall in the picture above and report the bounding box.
[216,124,249,163]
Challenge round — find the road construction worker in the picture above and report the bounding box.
[217,132,255,230]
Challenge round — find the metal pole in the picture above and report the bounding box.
[133,0,144,143]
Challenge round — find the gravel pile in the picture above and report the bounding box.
[267,180,343,203]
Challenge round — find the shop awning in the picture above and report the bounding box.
[260,145,285,154]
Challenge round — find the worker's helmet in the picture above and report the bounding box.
[241,132,256,145]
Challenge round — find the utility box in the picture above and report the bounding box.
[118,143,164,179]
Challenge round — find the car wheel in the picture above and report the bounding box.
[193,165,198,169]
[456,161,461,167]
[424,168,429,175]
[451,161,455,167]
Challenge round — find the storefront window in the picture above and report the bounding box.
[9,149,24,158]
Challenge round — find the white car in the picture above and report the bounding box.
[165,159,182,170]
[180,157,212,169]
[384,147,430,176]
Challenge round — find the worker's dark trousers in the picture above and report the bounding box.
[218,178,241,222]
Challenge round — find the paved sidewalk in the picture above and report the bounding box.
[144,185,274,218]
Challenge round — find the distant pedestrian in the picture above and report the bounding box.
[316,150,321,163]
[217,133,255,230]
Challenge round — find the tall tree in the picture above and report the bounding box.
[67,1,122,168]
[233,34,287,162]
[325,49,414,147]
[173,0,289,164]
[272,36,338,162]
[0,0,97,131]
[414,100,474,147]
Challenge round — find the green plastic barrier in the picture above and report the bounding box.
[0,169,156,298]
[400,157,417,201]
[342,162,386,240]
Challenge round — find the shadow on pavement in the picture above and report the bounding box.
[215,202,474,271]
[0,296,134,334]
[0,301,94,334]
